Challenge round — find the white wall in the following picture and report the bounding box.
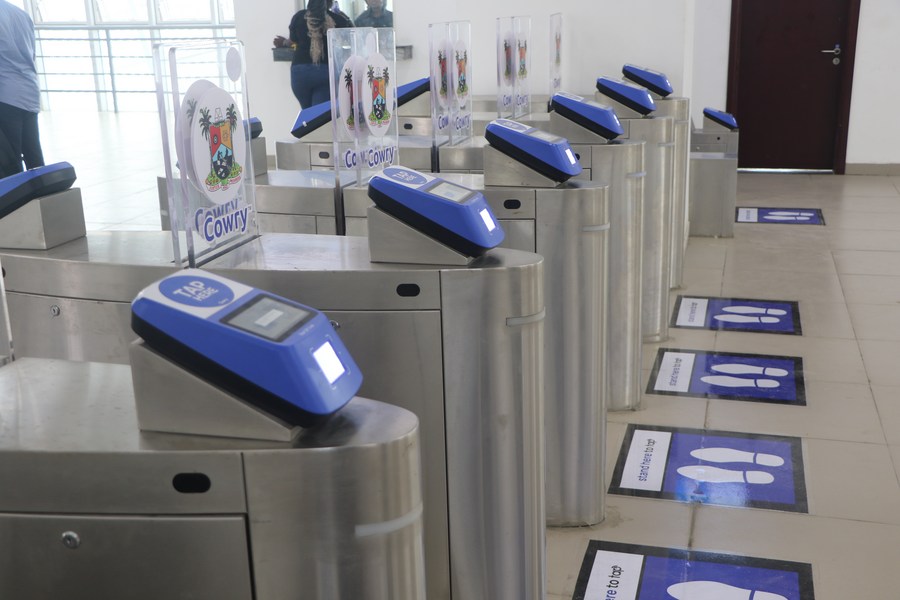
[846,0,900,166]
[236,0,900,168]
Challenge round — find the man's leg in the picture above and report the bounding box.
[21,111,44,170]
[0,102,25,178]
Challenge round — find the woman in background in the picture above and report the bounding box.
[274,0,352,108]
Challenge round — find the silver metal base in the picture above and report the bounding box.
[653,98,690,290]
[130,340,302,441]
[0,188,86,250]
[689,152,737,237]
[0,357,424,600]
[367,206,472,266]
[483,146,560,188]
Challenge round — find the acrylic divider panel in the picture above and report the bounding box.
[672,296,802,335]
[154,40,259,268]
[736,207,825,225]
[573,541,815,600]
[610,424,808,512]
[647,348,806,405]
[429,21,473,147]
[548,13,562,100]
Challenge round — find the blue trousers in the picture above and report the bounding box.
[0,101,44,178]
[291,63,331,109]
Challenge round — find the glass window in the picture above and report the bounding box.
[8,0,26,10]
[96,0,149,22]
[34,0,88,23]
[157,0,211,22]
[218,0,234,23]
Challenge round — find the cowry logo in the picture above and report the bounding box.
[517,39,528,79]
[198,105,242,192]
[363,52,393,136]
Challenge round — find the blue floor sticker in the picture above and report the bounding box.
[736,207,825,225]
[648,348,806,405]
[609,424,807,512]
[573,541,815,600]
[672,296,802,335]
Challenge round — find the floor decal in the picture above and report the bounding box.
[736,207,825,225]
[647,348,806,405]
[573,541,815,600]
[672,296,801,335]
[609,424,807,512]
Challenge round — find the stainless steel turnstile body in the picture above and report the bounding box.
[653,97,690,289]
[0,233,546,600]
[0,357,423,600]
[595,93,675,343]
[390,151,613,526]
[689,118,738,237]
[545,112,647,412]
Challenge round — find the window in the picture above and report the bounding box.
[34,0,88,23]
[95,0,149,23]
[157,0,211,22]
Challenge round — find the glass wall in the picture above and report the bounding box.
[18,0,236,111]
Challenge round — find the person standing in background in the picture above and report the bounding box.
[354,0,393,28]
[274,0,353,108]
[0,0,45,179]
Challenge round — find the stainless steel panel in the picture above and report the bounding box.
[398,140,434,170]
[689,152,737,238]
[251,135,268,176]
[654,98,690,289]
[440,255,545,600]
[591,142,646,411]
[275,138,312,170]
[345,216,369,236]
[483,146,559,188]
[205,235,444,311]
[481,187,537,220]
[367,207,470,266]
[309,142,335,167]
[535,184,609,527]
[0,513,253,600]
[254,170,337,215]
[438,137,487,172]
[399,93,432,117]
[0,188,86,250]
[0,231,177,302]
[257,212,318,234]
[318,215,338,234]
[626,117,675,342]
[497,219,536,252]
[7,292,135,363]
[343,184,373,218]
[691,129,739,154]
[398,116,434,137]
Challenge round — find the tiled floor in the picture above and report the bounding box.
[551,173,900,599]
[36,112,900,599]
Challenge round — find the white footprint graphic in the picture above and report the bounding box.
[701,375,780,389]
[690,447,785,467]
[710,364,789,377]
[766,211,815,217]
[713,314,781,324]
[721,306,788,316]
[668,580,788,600]
[763,215,811,221]
[677,465,775,484]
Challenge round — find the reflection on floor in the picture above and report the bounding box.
[38,111,900,599]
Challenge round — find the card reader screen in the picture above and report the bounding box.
[527,129,563,143]
[428,181,473,203]
[313,341,346,384]
[223,295,313,342]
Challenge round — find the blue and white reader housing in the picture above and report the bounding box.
[0,162,77,220]
[484,118,583,182]
[703,107,739,131]
[549,92,624,141]
[595,77,657,116]
[368,166,505,257]
[621,64,674,98]
[291,100,332,139]
[131,270,362,427]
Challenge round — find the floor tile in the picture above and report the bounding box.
[725,243,837,275]
[858,340,900,386]
[847,303,900,341]
[683,238,728,270]
[833,250,900,277]
[803,438,900,523]
[828,228,900,251]
[796,301,855,339]
[715,332,868,385]
[838,273,900,304]
[676,267,724,296]
[871,386,900,445]
[609,384,709,430]
[692,507,900,600]
[722,267,846,303]
[706,381,884,444]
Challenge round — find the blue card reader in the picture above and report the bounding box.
[484,118,583,182]
[622,64,674,98]
[596,77,656,116]
[0,162,77,220]
[368,166,505,257]
[291,100,332,139]
[131,270,362,427]
[550,92,624,141]
[245,117,263,139]
[398,77,430,107]
[703,107,739,130]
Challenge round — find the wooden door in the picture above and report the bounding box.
[727,0,860,172]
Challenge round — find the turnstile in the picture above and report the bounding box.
[0,357,424,600]
[689,108,739,237]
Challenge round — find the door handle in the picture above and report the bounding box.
[820,44,841,55]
